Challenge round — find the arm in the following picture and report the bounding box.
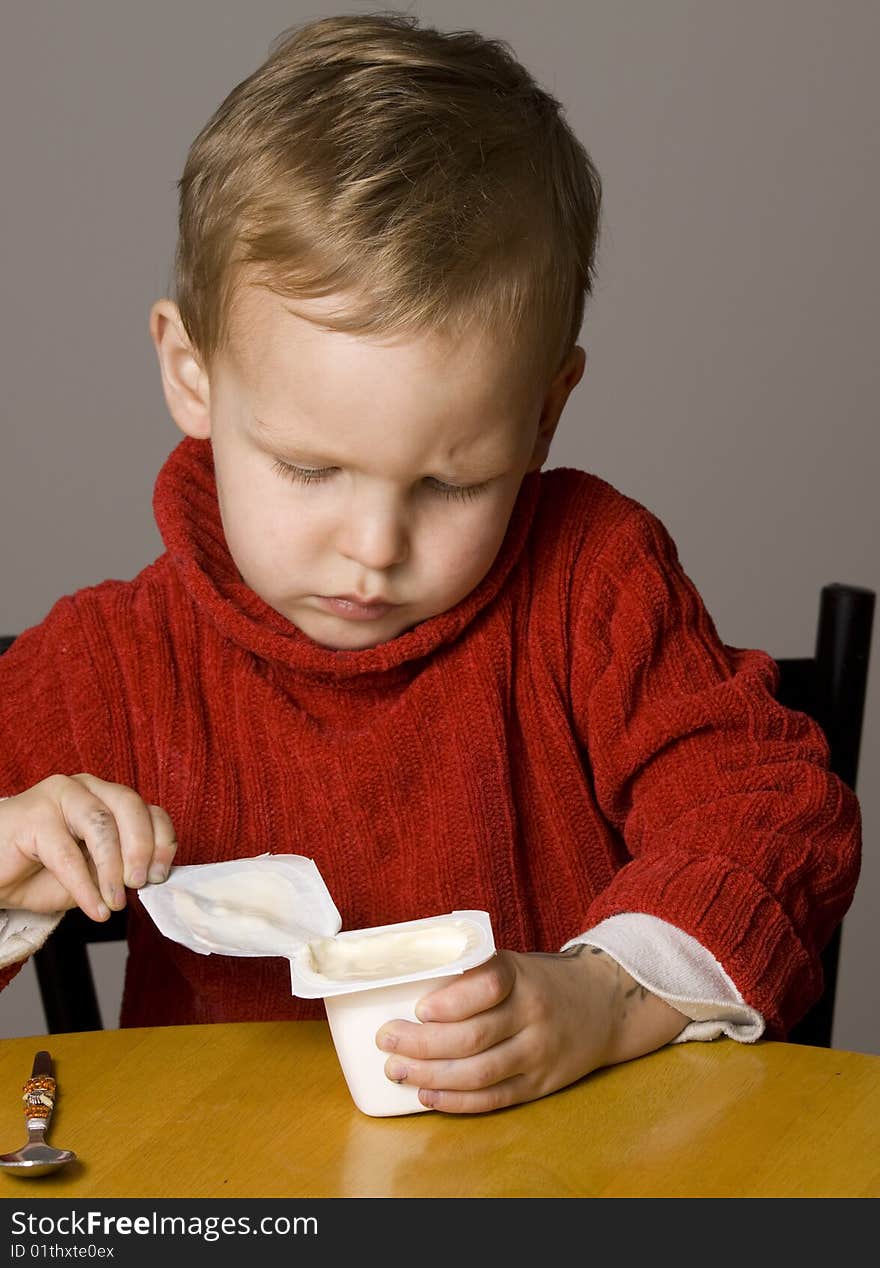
[569,507,861,1038]
[375,506,856,1113]
[0,616,86,990]
[0,606,174,986]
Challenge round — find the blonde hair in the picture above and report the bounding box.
[174,9,602,385]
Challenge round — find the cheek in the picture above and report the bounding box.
[215,462,299,568]
[428,499,513,579]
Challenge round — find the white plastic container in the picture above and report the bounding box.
[138,855,496,1117]
[291,910,496,1117]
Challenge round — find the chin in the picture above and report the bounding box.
[293,617,398,652]
[317,633,395,652]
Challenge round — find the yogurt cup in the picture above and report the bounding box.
[291,910,496,1116]
[138,856,496,1118]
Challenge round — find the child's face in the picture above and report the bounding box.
[152,284,584,651]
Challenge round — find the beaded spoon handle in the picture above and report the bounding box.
[0,1051,77,1177]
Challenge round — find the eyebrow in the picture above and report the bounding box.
[252,418,510,482]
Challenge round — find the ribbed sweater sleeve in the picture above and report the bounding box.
[0,594,132,992]
[568,505,861,1037]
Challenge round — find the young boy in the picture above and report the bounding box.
[0,12,860,1114]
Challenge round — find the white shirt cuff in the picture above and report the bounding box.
[0,908,65,969]
[562,913,765,1043]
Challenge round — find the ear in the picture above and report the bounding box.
[149,300,212,439]
[525,345,587,472]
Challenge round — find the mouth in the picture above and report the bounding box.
[332,594,393,607]
[316,595,397,621]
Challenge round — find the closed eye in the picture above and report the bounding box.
[425,478,488,502]
[270,460,490,502]
[271,460,330,486]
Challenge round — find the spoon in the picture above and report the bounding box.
[0,1050,76,1177]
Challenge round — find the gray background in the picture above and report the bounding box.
[1,1,877,1052]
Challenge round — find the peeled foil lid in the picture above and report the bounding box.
[137,854,342,958]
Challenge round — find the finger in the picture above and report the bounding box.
[377,1007,515,1061]
[418,1075,531,1115]
[383,1032,524,1097]
[24,818,111,922]
[58,780,131,909]
[73,777,160,894]
[414,953,515,1023]
[145,804,178,883]
[3,851,86,915]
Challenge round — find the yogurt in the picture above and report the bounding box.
[306,919,475,982]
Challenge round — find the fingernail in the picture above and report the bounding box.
[127,867,146,888]
[148,865,167,884]
[96,901,110,920]
[376,1031,397,1052]
[111,887,126,909]
[385,1061,408,1084]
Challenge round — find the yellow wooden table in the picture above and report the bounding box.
[0,1022,877,1198]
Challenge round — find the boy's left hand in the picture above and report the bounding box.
[375,946,687,1114]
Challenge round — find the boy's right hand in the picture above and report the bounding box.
[0,774,177,922]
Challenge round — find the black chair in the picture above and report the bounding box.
[30,907,128,1033]
[1,581,875,1038]
[773,583,874,1047]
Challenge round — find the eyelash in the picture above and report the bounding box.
[270,460,488,502]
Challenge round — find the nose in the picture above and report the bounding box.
[336,490,410,572]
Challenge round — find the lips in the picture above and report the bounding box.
[315,595,396,622]
[332,594,392,607]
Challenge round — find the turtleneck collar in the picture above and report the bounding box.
[153,437,541,684]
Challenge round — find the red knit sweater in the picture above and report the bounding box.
[0,439,860,1036]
